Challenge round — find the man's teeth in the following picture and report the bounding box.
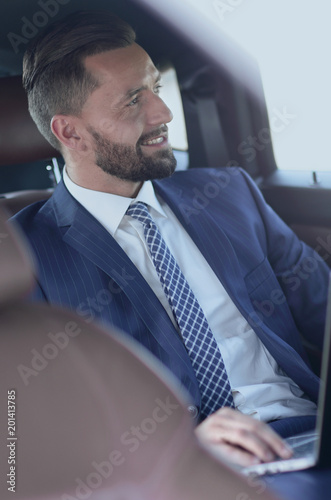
[142,137,164,145]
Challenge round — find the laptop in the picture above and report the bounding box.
[242,276,331,476]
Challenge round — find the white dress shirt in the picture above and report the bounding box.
[63,168,317,421]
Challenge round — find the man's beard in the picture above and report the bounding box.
[88,126,177,183]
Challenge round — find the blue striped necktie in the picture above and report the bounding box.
[126,202,234,418]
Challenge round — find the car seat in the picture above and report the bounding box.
[0,76,56,215]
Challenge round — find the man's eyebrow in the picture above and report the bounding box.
[124,72,162,100]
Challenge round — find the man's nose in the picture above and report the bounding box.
[147,94,173,126]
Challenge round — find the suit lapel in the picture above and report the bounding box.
[153,179,252,313]
[50,182,191,362]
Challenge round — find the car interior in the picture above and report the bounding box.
[0,0,330,498]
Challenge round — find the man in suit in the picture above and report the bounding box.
[13,10,330,466]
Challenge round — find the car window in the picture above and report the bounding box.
[182,0,331,172]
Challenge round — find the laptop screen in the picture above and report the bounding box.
[315,273,331,467]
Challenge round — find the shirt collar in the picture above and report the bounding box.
[63,167,166,235]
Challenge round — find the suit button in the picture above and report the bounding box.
[187,405,199,418]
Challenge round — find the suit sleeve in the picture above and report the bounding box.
[9,211,49,304]
[239,168,330,350]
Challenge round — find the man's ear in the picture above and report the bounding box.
[51,115,88,151]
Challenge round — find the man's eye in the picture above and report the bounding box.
[128,97,139,106]
[154,84,163,94]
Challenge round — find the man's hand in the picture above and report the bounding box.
[195,407,293,467]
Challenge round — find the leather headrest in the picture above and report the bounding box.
[0,207,35,306]
[0,189,54,217]
[0,75,58,165]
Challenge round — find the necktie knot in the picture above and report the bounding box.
[126,202,153,227]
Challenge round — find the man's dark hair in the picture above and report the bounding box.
[23,10,136,150]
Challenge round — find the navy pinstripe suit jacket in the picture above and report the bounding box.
[13,167,330,418]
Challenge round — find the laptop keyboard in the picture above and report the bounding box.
[242,432,319,476]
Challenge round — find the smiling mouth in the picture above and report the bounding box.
[140,126,169,148]
[141,136,166,146]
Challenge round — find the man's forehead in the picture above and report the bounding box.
[84,43,158,83]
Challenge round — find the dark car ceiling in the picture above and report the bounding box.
[0,0,194,76]
[0,0,260,97]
